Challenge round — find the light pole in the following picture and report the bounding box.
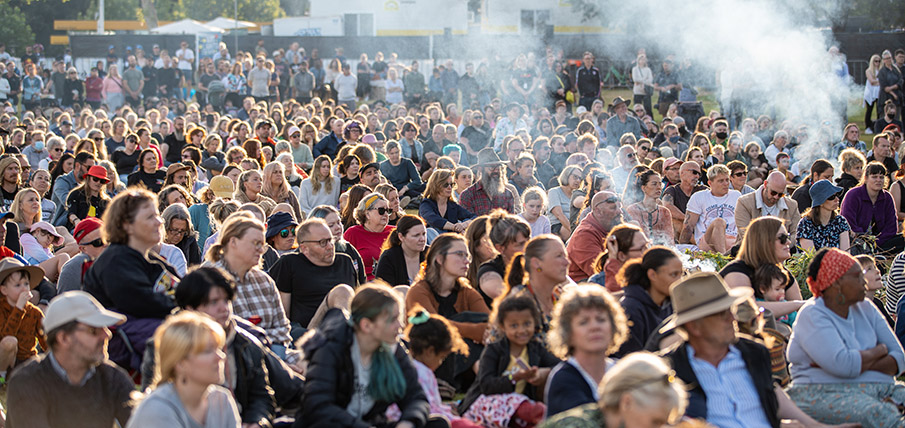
[234,0,239,58]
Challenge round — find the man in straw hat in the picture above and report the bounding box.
[6,291,133,427]
[459,148,516,216]
[661,272,853,428]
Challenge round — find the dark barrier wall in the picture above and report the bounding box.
[70,31,904,63]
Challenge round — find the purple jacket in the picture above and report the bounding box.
[840,185,898,245]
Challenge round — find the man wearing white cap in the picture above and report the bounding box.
[7,291,134,427]
[286,125,313,170]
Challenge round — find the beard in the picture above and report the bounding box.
[482,169,507,198]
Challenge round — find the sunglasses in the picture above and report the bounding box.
[733,171,747,177]
[88,176,105,182]
[776,233,789,245]
[82,238,105,248]
[279,228,295,238]
[369,207,389,215]
[827,192,842,201]
[93,137,104,142]
[639,146,650,152]
[768,188,784,198]
[626,153,635,159]
[443,182,454,189]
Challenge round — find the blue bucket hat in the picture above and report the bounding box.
[809,179,843,207]
[265,212,298,240]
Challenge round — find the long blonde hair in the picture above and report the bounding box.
[152,311,225,388]
[261,161,291,203]
[10,187,41,225]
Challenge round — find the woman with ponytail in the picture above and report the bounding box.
[613,246,682,357]
[299,283,436,428]
[503,234,570,330]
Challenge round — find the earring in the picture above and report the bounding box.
[536,267,542,273]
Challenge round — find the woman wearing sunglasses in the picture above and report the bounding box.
[64,165,111,230]
[261,211,298,272]
[798,179,851,252]
[343,192,394,281]
[721,216,805,322]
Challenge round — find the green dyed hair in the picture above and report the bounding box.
[350,283,406,403]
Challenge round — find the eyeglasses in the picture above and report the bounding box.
[733,171,747,177]
[369,207,389,215]
[444,250,471,261]
[167,227,187,236]
[82,238,105,248]
[278,228,296,238]
[300,238,332,247]
[776,233,789,245]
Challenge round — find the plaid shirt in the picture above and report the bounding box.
[212,260,292,345]
[458,181,515,216]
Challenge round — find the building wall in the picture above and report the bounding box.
[309,0,469,36]
[481,0,605,34]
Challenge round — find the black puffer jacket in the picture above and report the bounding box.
[233,317,306,411]
[295,308,429,428]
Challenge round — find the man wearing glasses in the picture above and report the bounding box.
[270,218,359,339]
[735,171,800,239]
[680,164,741,254]
[663,161,707,236]
[7,291,133,427]
[567,191,624,281]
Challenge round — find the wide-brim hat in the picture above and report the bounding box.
[610,96,627,108]
[809,179,843,208]
[660,271,752,333]
[30,221,65,247]
[475,148,505,168]
[0,257,44,289]
[82,165,109,183]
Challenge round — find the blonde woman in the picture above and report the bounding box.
[299,155,341,213]
[127,312,240,427]
[260,161,302,221]
[865,54,882,131]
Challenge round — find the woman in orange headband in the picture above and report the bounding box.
[785,247,905,427]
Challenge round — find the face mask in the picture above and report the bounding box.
[715,131,728,140]
[669,135,679,143]
[34,140,44,151]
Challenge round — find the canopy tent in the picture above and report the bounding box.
[150,19,224,34]
[205,17,257,32]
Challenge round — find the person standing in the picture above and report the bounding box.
[574,51,601,111]
[631,53,654,117]
[247,56,272,104]
[333,63,358,110]
[122,55,144,108]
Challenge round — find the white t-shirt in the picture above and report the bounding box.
[385,78,404,104]
[175,48,194,71]
[334,73,358,101]
[686,189,741,240]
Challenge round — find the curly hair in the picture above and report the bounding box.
[547,284,628,358]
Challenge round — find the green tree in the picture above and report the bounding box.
[0,3,36,55]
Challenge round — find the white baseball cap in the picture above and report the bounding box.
[44,291,126,332]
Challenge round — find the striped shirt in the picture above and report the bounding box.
[885,251,905,316]
[688,345,772,428]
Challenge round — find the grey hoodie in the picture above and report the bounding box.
[127,382,240,428]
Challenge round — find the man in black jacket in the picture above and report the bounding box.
[661,272,849,428]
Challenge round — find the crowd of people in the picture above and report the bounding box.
[0,39,899,428]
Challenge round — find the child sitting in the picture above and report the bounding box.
[858,255,894,326]
[519,187,551,238]
[387,308,481,428]
[459,295,560,428]
[754,264,796,336]
[0,258,46,382]
[20,222,70,282]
